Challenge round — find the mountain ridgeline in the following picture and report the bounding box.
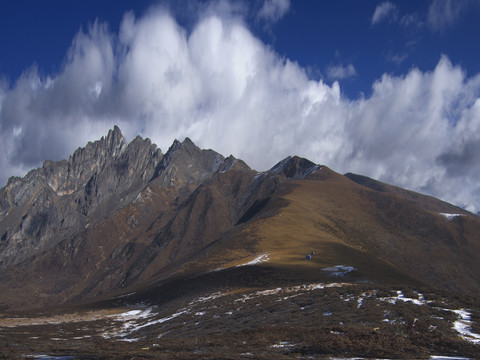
[0,127,479,311]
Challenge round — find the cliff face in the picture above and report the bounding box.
[0,126,164,268]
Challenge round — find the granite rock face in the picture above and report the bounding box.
[0,126,165,268]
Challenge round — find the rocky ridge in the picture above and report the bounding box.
[0,126,164,268]
[0,127,285,309]
[0,127,479,314]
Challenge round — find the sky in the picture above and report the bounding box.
[0,0,480,212]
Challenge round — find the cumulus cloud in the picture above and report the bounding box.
[326,63,357,80]
[1,7,480,212]
[348,56,480,212]
[257,0,290,23]
[371,1,398,25]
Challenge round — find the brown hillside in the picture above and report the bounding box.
[182,166,480,298]
[0,131,479,313]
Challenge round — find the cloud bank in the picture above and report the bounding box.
[1,7,480,212]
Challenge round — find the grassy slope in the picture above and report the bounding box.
[182,166,480,297]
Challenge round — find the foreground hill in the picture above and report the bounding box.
[0,127,479,358]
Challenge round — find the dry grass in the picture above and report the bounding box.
[1,257,479,359]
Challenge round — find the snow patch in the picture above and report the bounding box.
[452,309,480,344]
[110,308,154,321]
[270,341,295,348]
[303,164,322,178]
[102,307,187,341]
[118,337,141,342]
[321,265,357,276]
[357,295,365,309]
[255,288,283,297]
[270,341,295,349]
[378,291,428,306]
[395,290,427,306]
[190,292,226,305]
[439,213,463,220]
[233,283,351,303]
[236,253,270,267]
[132,311,187,331]
[73,335,91,340]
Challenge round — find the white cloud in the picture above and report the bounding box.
[326,63,357,80]
[385,52,408,65]
[1,8,480,212]
[399,12,423,28]
[258,0,290,23]
[371,1,398,25]
[371,2,423,29]
[427,0,467,32]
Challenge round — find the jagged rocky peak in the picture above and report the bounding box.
[105,125,127,157]
[152,137,225,188]
[268,155,321,179]
[39,126,129,197]
[0,126,164,268]
[167,137,212,162]
[68,126,126,180]
[123,135,163,182]
[218,155,252,173]
[0,129,324,271]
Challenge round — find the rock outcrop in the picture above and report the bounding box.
[0,126,163,268]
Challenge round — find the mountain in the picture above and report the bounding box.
[0,126,161,268]
[0,128,479,359]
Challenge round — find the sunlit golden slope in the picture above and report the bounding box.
[185,166,480,297]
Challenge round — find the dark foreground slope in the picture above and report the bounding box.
[1,265,479,359]
[0,128,479,358]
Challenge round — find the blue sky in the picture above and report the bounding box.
[2,1,480,98]
[1,0,480,212]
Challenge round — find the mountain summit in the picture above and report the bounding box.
[0,127,479,358]
[0,126,160,268]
